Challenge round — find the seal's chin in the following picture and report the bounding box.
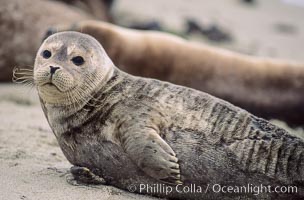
[37,82,77,105]
[38,79,75,93]
[41,82,62,91]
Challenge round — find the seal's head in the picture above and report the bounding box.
[34,31,113,105]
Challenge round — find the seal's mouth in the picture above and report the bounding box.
[41,81,62,92]
[45,82,55,87]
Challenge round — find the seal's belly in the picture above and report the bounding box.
[59,135,220,199]
[59,136,157,187]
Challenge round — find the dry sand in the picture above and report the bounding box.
[1,0,304,199]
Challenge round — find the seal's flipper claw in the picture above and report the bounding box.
[67,166,106,185]
[160,178,183,185]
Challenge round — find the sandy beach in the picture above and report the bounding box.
[1,0,304,199]
[0,84,157,200]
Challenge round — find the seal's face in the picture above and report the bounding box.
[34,31,113,105]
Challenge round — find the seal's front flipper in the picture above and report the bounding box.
[120,126,182,185]
[66,166,106,186]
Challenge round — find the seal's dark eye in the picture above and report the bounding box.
[71,56,85,66]
[42,50,52,59]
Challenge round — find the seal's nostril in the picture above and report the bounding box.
[50,66,60,74]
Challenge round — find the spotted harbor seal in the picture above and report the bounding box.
[27,31,303,199]
[48,20,304,127]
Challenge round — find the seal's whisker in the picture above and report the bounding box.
[13,66,34,73]
[72,86,100,109]
[74,88,92,106]
[71,88,91,111]
[66,91,71,104]
[13,76,34,80]
[12,66,34,87]
[16,68,33,72]
[82,74,105,106]
[13,79,34,84]
[84,72,97,85]
[68,91,78,112]
[23,82,35,88]
[13,72,33,76]
[14,71,34,76]
[72,90,83,109]
[66,91,73,110]
[71,90,81,110]
[23,83,36,93]
[70,90,80,111]
[78,88,101,108]
[22,80,34,85]
[12,78,34,85]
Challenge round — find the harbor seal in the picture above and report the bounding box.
[47,20,304,127]
[31,31,304,199]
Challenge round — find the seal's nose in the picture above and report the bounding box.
[50,66,60,74]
